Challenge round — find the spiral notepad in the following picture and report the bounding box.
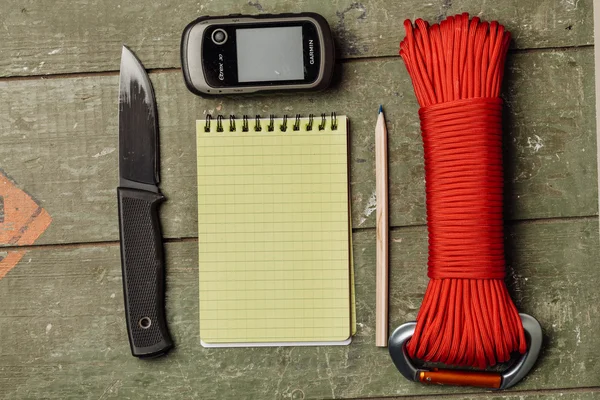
[197,113,354,346]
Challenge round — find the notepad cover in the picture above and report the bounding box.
[197,116,352,345]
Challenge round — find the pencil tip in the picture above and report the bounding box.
[378,105,383,114]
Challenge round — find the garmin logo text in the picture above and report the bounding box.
[308,40,315,65]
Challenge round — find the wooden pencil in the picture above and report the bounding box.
[375,105,389,347]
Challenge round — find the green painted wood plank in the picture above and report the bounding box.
[0,218,597,399]
[0,48,596,246]
[378,391,600,400]
[477,394,600,400]
[0,0,593,78]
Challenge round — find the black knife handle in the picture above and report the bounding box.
[117,187,173,358]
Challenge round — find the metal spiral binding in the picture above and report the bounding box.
[319,113,327,130]
[204,114,212,132]
[293,114,301,131]
[268,115,275,132]
[306,114,314,131]
[254,115,262,132]
[203,113,339,132]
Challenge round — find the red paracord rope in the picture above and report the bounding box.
[399,13,526,369]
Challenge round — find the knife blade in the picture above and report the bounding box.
[117,45,173,358]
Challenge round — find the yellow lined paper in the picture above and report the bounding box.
[197,116,352,344]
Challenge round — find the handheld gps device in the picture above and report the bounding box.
[181,13,335,96]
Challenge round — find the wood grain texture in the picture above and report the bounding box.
[375,110,389,347]
[0,0,593,78]
[0,219,597,399]
[0,1,597,399]
[375,391,600,400]
[0,48,596,247]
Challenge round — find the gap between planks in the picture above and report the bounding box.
[0,44,593,83]
[350,385,600,400]
[1,214,597,252]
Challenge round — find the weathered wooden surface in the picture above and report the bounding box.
[0,48,596,247]
[0,219,598,399]
[1,0,598,399]
[0,0,593,77]
[383,392,600,400]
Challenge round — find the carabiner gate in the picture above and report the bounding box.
[388,313,542,390]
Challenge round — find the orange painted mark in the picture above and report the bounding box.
[0,171,52,280]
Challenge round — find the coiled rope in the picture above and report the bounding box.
[399,13,526,368]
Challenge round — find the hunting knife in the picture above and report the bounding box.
[117,46,173,357]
